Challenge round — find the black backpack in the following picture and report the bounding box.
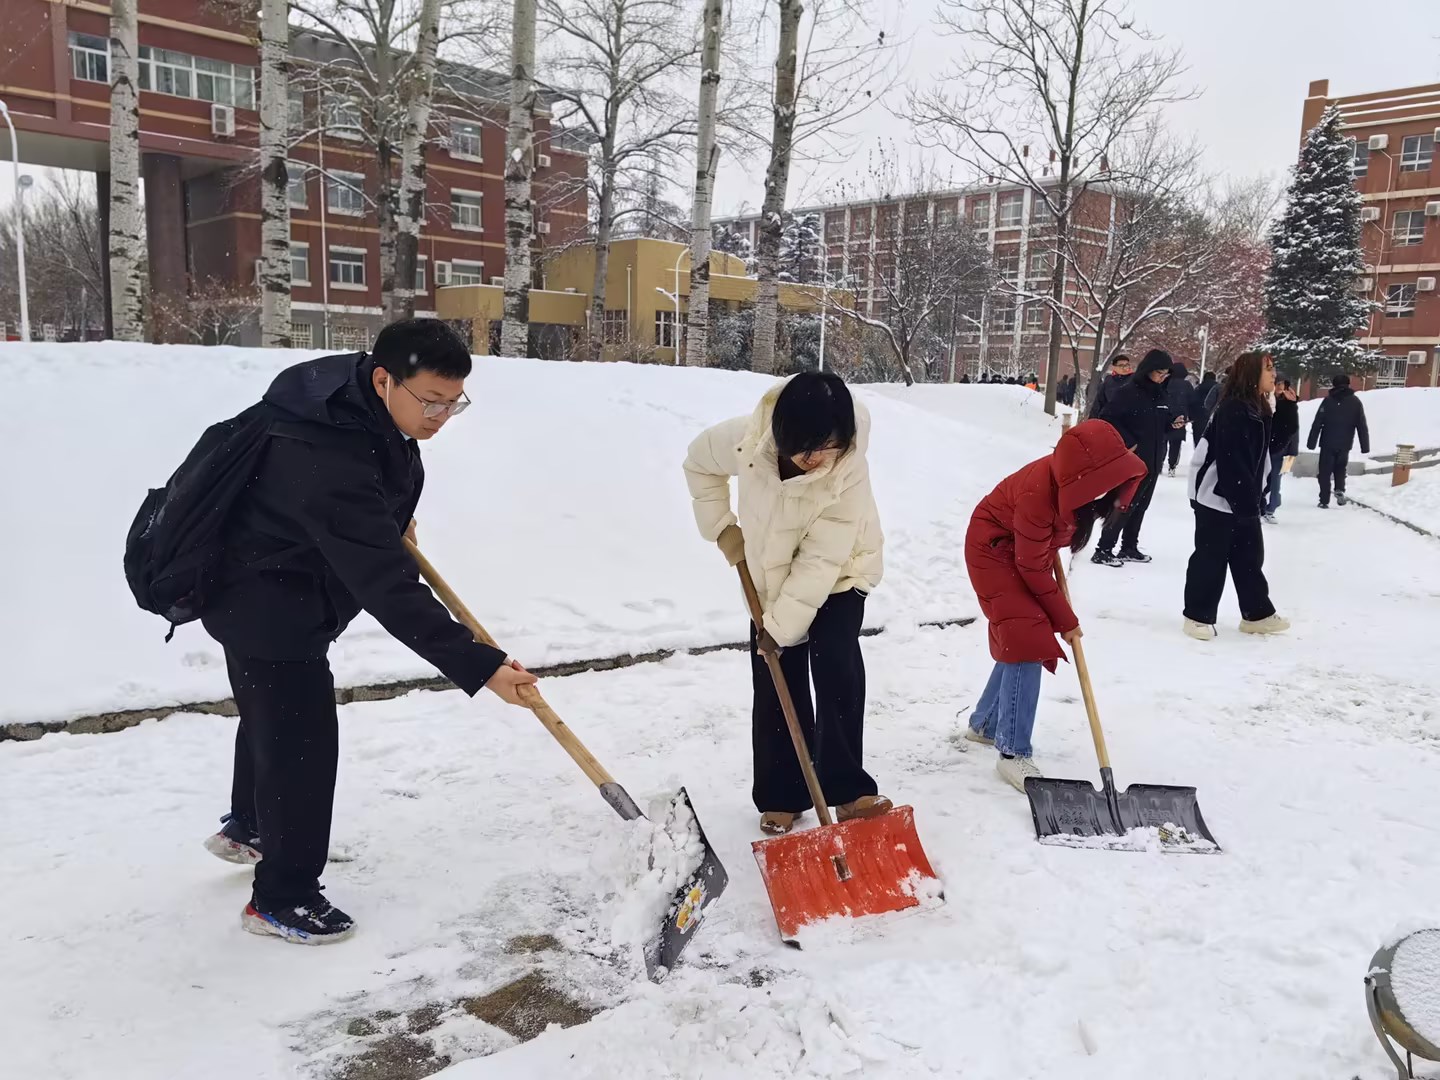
[124,403,276,639]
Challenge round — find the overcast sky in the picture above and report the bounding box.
[4,0,1438,218]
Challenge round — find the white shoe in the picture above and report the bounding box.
[1183,619,1217,641]
[964,727,995,747]
[1240,614,1290,635]
[1262,513,1277,525]
[996,755,1043,792]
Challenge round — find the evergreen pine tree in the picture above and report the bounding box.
[1262,104,1375,375]
[712,223,754,270]
[777,212,822,283]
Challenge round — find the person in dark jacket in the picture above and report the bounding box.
[1306,373,1371,508]
[1189,371,1217,445]
[200,319,538,945]
[1164,360,1191,475]
[1183,351,1289,640]
[1091,353,1133,416]
[1264,379,1300,522]
[1091,349,1180,565]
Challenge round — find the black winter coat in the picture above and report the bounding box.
[1189,376,1216,431]
[201,353,507,693]
[1192,398,1273,518]
[1306,386,1370,454]
[1164,369,1192,427]
[1092,372,1129,417]
[1096,352,1175,474]
[1270,395,1300,456]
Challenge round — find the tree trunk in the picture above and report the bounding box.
[1043,182,1068,415]
[586,121,619,362]
[683,0,724,368]
[390,0,443,324]
[374,40,396,320]
[500,0,538,356]
[750,0,803,375]
[107,0,143,341]
[257,0,292,347]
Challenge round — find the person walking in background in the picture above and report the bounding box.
[1183,351,1290,641]
[1091,353,1133,416]
[1189,370,1217,445]
[1307,373,1370,509]
[1164,360,1191,476]
[1264,379,1300,524]
[963,421,1145,790]
[1091,349,1178,566]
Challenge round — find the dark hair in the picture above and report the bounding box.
[371,318,472,381]
[772,372,857,459]
[1220,351,1273,417]
[1332,373,1351,389]
[1071,490,1121,553]
[1280,378,1293,391]
[1109,354,1131,368]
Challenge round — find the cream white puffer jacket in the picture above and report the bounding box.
[684,380,884,646]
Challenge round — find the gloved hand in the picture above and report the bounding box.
[756,629,783,658]
[717,524,746,567]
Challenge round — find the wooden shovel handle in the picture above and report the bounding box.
[404,537,616,789]
[735,561,835,827]
[1053,555,1112,771]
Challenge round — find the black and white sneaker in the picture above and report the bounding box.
[242,893,355,945]
[1116,548,1153,564]
[1318,500,1329,509]
[1091,549,1124,568]
[1336,493,1348,507]
[204,813,262,866]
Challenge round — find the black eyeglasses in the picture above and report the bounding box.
[393,379,471,419]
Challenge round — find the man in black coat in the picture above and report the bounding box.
[1163,361,1191,475]
[1189,371,1217,445]
[1092,349,1181,565]
[1264,379,1300,522]
[201,319,538,945]
[1091,353,1134,416]
[1306,373,1370,508]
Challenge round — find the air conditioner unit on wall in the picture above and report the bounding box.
[434,262,451,287]
[1357,278,1373,292]
[1360,207,1381,222]
[537,221,551,235]
[1434,126,1440,144]
[1427,202,1440,218]
[492,276,505,286]
[1418,277,1436,291]
[211,104,235,138]
[1407,350,1428,365]
[1369,134,1389,150]
[536,153,551,168]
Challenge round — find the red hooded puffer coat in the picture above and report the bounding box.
[965,421,1146,670]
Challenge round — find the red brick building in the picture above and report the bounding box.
[1,0,588,346]
[1302,79,1440,389]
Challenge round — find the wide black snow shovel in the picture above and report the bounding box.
[1024,556,1220,854]
[406,539,728,979]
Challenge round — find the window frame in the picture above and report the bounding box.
[1351,138,1371,180]
[1400,134,1435,173]
[287,162,308,209]
[450,189,484,232]
[289,321,314,349]
[326,170,366,216]
[68,33,109,83]
[290,241,311,285]
[449,120,483,161]
[448,259,485,286]
[328,246,368,291]
[996,192,1024,229]
[1393,210,1425,247]
[1385,282,1417,318]
[602,309,628,344]
[655,308,678,348]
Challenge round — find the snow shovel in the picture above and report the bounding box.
[1024,556,1220,853]
[736,561,941,943]
[405,539,728,979]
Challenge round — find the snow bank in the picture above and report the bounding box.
[1298,386,1440,455]
[1348,467,1440,535]
[1,344,1050,727]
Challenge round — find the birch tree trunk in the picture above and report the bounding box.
[390,0,442,323]
[586,114,619,362]
[257,0,292,346]
[107,0,143,341]
[500,0,537,356]
[683,0,724,368]
[750,0,802,375]
[374,42,397,320]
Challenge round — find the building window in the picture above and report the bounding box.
[996,254,1021,281]
[287,163,307,209]
[1024,302,1046,330]
[1375,355,1409,388]
[332,324,368,350]
[1401,134,1435,173]
[1351,138,1371,179]
[655,309,677,348]
[1393,210,1426,246]
[449,259,484,285]
[289,321,313,349]
[826,254,844,282]
[1032,196,1055,224]
[936,201,958,227]
[1385,283,1417,318]
[824,214,844,243]
[850,209,872,240]
[997,192,1024,228]
[970,196,990,226]
[326,171,366,215]
[290,242,310,284]
[137,47,251,107]
[451,190,483,231]
[990,301,1017,332]
[288,87,306,131]
[329,248,367,289]
[414,256,427,293]
[1029,250,1054,276]
[603,309,627,344]
[68,33,109,83]
[322,95,364,138]
[450,120,482,160]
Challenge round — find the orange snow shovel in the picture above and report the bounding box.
[737,561,941,943]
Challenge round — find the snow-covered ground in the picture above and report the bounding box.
[3,351,1439,1080]
[1348,467,1440,535]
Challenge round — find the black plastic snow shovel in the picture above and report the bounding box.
[405,539,728,978]
[1024,556,1220,854]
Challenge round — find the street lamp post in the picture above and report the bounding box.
[0,99,31,342]
[672,245,686,363]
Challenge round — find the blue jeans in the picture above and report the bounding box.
[1266,451,1284,514]
[970,661,1043,757]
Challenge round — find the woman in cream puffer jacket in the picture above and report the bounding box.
[684,372,888,835]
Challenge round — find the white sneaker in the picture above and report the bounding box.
[996,755,1043,792]
[1240,614,1291,635]
[964,727,995,747]
[1183,619,1217,641]
[1262,513,1277,525]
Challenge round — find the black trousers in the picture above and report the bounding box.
[1167,428,1186,471]
[226,650,339,910]
[750,589,876,813]
[1182,506,1276,625]
[1098,468,1159,554]
[1318,448,1350,505]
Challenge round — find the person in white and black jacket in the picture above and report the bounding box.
[1182,351,1292,641]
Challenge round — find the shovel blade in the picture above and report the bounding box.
[751,806,942,942]
[642,787,728,982]
[1025,776,1219,852]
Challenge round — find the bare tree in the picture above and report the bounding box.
[911,0,1192,413]
[152,277,262,345]
[499,0,538,355]
[391,0,444,321]
[0,176,107,338]
[108,0,144,341]
[683,0,725,367]
[257,0,293,346]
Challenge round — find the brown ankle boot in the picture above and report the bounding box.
[836,795,893,822]
[759,810,800,835]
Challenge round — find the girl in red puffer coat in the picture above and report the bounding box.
[962,421,1146,791]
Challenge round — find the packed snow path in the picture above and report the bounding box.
[5,451,1440,1079]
